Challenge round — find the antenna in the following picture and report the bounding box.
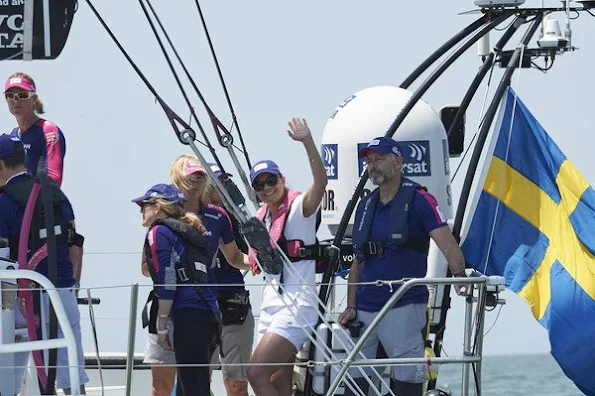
[564,0,572,47]
[478,33,490,60]
[540,0,546,39]
[537,17,568,48]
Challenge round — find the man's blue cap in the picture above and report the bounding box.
[208,163,233,179]
[249,160,281,184]
[131,184,186,206]
[358,137,402,158]
[0,134,24,160]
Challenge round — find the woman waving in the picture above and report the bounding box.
[246,118,327,396]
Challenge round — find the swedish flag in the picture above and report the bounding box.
[462,88,595,395]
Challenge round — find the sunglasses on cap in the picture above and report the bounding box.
[4,91,35,100]
[252,174,279,192]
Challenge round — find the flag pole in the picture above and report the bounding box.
[428,14,529,391]
[452,14,545,242]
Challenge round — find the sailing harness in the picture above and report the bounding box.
[353,178,430,261]
[244,189,321,293]
[5,172,83,392]
[2,175,82,261]
[141,218,223,350]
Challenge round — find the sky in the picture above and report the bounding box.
[1,0,593,387]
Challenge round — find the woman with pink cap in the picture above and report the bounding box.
[4,72,84,312]
[141,155,251,396]
[3,72,66,187]
[169,155,252,396]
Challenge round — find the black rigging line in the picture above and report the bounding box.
[137,0,228,173]
[84,0,205,149]
[85,0,256,218]
[143,0,245,169]
[194,0,252,169]
[142,0,259,209]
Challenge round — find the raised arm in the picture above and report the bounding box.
[287,118,328,218]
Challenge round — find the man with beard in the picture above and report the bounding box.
[337,137,466,396]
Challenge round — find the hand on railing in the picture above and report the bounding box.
[453,270,468,296]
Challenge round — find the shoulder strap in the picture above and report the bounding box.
[385,178,420,248]
[4,175,70,252]
[2,176,35,209]
[353,189,380,255]
[152,218,207,251]
[267,189,301,242]
[144,228,160,287]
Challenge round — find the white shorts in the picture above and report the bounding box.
[257,305,318,351]
[143,320,175,365]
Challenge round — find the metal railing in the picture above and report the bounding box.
[0,269,81,394]
[0,274,499,395]
[326,275,494,396]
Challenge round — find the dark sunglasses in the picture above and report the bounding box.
[4,91,35,100]
[140,200,157,210]
[252,174,279,192]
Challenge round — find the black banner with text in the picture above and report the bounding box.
[0,0,76,60]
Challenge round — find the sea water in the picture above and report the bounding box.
[434,354,580,396]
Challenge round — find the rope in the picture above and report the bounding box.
[450,60,497,183]
[481,41,526,275]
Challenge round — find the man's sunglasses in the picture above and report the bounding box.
[4,91,36,100]
[252,174,279,192]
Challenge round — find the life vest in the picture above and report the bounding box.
[142,218,219,332]
[1,174,72,262]
[353,178,430,260]
[247,189,320,273]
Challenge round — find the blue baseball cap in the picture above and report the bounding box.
[0,134,24,160]
[207,163,233,179]
[249,160,281,184]
[358,137,402,158]
[131,184,186,206]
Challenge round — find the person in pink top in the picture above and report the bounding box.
[4,72,66,186]
[4,72,84,295]
[246,118,327,396]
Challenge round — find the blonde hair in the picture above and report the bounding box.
[202,182,214,205]
[154,198,206,234]
[8,72,44,114]
[169,154,210,202]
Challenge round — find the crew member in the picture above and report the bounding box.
[246,118,327,396]
[338,137,467,396]
[0,134,87,395]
